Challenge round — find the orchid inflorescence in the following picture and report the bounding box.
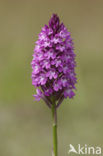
[31,14,77,108]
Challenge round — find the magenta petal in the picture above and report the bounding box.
[33,94,41,101]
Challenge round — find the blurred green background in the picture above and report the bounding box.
[0,0,103,155]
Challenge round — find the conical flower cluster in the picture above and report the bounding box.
[31,14,77,107]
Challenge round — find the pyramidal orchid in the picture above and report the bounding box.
[31,14,77,156]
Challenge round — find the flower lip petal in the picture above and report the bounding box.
[44,88,53,96]
[36,88,43,96]
[64,88,75,98]
[33,88,44,101]
[33,94,41,101]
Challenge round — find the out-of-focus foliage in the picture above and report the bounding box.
[0,0,103,156]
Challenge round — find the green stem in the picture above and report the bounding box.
[52,100,58,156]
